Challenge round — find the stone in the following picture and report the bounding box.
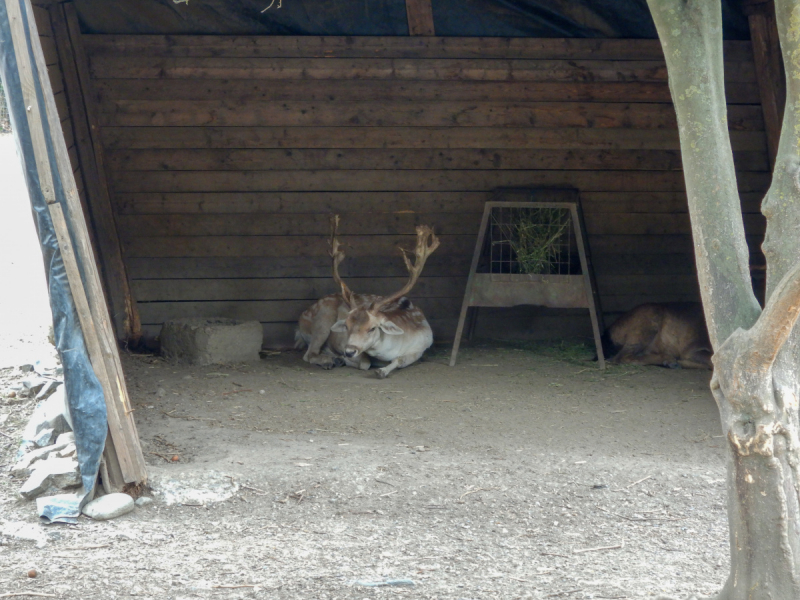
[82,493,135,520]
[21,376,46,396]
[55,431,75,446]
[35,380,61,401]
[18,364,34,373]
[33,428,55,448]
[11,440,72,477]
[21,389,71,446]
[134,496,153,508]
[55,443,76,458]
[159,318,263,365]
[19,457,81,500]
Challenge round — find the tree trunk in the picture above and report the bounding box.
[647,1,800,598]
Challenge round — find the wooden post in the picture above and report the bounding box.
[4,0,147,487]
[743,0,785,170]
[53,2,142,345]
[405,0,434,36]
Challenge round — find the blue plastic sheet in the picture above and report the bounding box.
[0,0,107,524]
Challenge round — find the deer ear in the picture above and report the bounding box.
[330,320,347,333]
[379,321,404,335]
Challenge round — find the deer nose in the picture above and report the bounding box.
[344,347,357,358]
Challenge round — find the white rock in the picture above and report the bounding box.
[18,457,81,500]
[134,496,153,508]
[11,440,71,477]
[33,428,55,448]
[56,443,76,458]
[55,431,75,445]
[82,493,135,520]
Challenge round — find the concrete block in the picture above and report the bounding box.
[159,318,263,365]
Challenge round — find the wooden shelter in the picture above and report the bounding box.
[3,0,783,493]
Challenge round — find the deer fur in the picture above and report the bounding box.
[296,216,439,378]
[601,302,712,369]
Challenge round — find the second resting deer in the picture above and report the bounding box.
[295,216,440,378]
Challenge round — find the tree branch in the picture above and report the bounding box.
[747,258,800,368]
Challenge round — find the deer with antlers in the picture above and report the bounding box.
[295,215,440,378]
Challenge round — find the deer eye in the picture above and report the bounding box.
[369,327,377,333]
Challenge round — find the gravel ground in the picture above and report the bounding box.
[1,342,730,600]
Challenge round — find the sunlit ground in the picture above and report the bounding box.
[0,132,52,368]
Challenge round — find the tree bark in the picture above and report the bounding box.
[647,1,800,598]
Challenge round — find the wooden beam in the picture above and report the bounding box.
[743,0,785,170]
[55,3,142,345]
[405,0,434,36]
[3,0,147,486]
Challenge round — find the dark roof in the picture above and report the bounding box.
[75,0,750,39]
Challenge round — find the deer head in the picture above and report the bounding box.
[329,219,440,358]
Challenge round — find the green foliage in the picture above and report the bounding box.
[493,208,569,275]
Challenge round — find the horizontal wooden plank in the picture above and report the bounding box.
[114,191,766,216]
[123,233,476,258]
[90,56,682,82]
[139,319,461,348]
[122,232,766,260]
[105,148,769,173]
[600,294,702,313]
[88,56,757,86]
[100,126,769,152]
[132,276,465,302]
[595,274,700,297]
[126,255,475,280]
[117,211,766,239]
[47,65,64,96]
[118,212,482,237]
[91,78,761,105]
[82,35,755,62]
[136,297,457,325]
[40,35,58,66]
[96,100,764,130]
[585,213,766,236]
[109,169,771,194]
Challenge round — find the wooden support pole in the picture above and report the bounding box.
[405,0,434,36]
[3,0,147,486]
[54,2,142,345]
[743,0,785,170]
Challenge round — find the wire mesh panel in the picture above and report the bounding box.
[0,80,10,133]
[488,205,574,275]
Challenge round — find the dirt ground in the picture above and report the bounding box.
[0,340,730,600]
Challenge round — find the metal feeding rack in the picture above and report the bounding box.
[449,189,606,367]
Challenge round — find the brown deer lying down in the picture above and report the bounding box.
[295,216,440,378]
[601,303,713,369]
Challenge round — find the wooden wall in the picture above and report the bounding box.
[81,35,771,347]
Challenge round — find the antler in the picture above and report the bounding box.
[329,214,354,305]
[376,225,440,309]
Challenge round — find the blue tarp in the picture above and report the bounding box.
[0,0,107,524]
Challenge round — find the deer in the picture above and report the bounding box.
[601,302,713,370]
[295,215,440,378]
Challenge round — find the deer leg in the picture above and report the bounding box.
[374,352,423,379]
[611,348,679,368]
[344,354,371,371]
[678,348,713,370]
